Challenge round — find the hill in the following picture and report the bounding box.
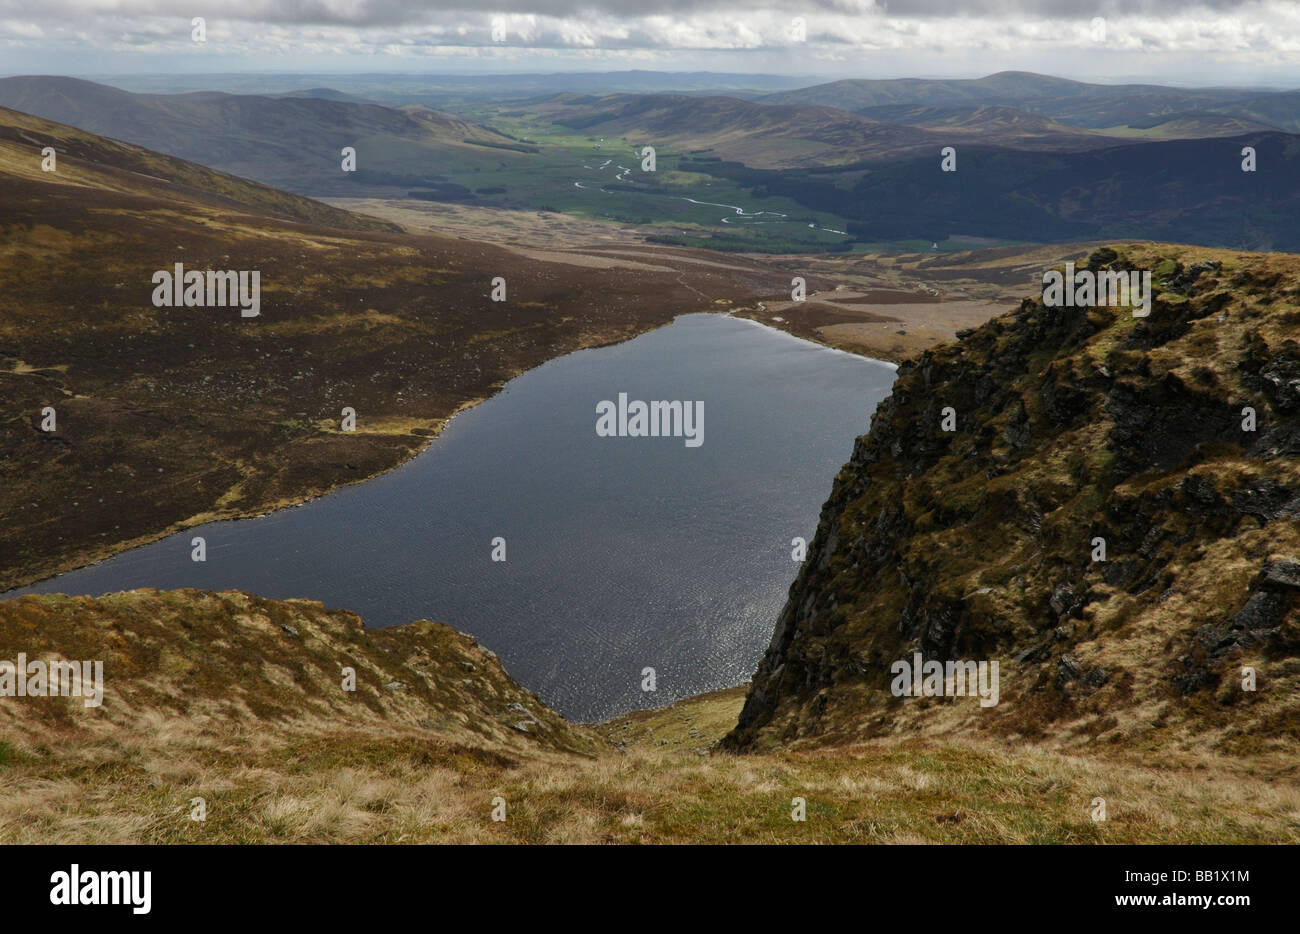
[543,92,940,168]
[10,75,1291,254]
[763,72,1100,110]
[542,92,1109,169]
[857,103,1274,141]
[724,244,1300,756]
[1,586,1294,843]
[855,103,1078,133]
[689,131,1300,251]
[0,104,395,233]
[535,88,1300,251]
[762,71,1295,132]
[0,75,532,195]
[1096,111,1283,139]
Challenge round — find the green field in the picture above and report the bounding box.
[420,116,861,252]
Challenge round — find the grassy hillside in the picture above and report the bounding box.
[858,103,1276,141]
[856,103,1081,134]
[0,105,395,232]
[1,589,1295,843]
[689,132,1300,251]
[540,92,1108,170]
[1095,112,1282,139]
[544,93,942,168]
[0,76,532,196]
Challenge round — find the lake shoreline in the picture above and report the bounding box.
[1,316,689,595]
[3,312,894,597]
[5,314,899,721]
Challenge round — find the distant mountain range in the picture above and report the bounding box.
[542,86,1300,251]
[0,75,531,196]
[5,72,1300,251]
[761,71,1300,133]
[86,70,811,105]
[541,93,1110,170]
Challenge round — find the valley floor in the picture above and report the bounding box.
[326,196,1077,363]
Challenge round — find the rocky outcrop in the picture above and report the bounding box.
[724,245,1300,751]
[0,588,604,757]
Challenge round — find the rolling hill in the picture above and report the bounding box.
[10,74,1291,254]
[857,103,1276,140]
[0,75,535,195]
[544,92,941,168]
[855,103,1079,133]
[687,130,1300,251]
[541,92,1114,169]
[762,71,1104,110]
[763,71,1298,133]
[536,86,1300,251]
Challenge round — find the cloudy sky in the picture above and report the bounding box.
[2,1,1298,85]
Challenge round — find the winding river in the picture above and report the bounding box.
[574,152,850,235]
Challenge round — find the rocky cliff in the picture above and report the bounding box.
[724,244,1300,752]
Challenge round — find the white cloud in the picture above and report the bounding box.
[0,1,1296,82]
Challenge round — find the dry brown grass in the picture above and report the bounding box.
[5,710,1296,844]
[1,597,1295,845]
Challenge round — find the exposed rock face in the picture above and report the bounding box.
[724,246,1300,752]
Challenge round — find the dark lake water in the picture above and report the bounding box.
[5,314,896,720]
